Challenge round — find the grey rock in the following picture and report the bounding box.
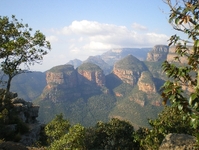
[159,133,197,150]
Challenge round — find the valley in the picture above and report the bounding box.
[10,45,170,128]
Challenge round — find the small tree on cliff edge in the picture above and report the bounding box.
[0,15,51,101]
[162,0,199,129]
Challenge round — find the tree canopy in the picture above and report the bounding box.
[0,15,51,96]
[161,0,199,129]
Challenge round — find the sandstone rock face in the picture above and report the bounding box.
[46,64,105,88]
[167,46,192,63]
[147,45,169,62]
[46,72,64,84]
[46,65,78,88]
[138,71,156,93]
[41,63,106,103]
[159,133,196,150]
[112,55,147,86]
[78,69,105,86]
[113,68,139,86]
[77,63,105,87]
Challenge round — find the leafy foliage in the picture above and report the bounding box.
[0,15,50,143]
[44,117,139,150]
[87,118,139,150]
[45,114,86,150]
[0,15,50,98]
[45,113,70,143]
[161,0,199,129]
[135,106,194,149]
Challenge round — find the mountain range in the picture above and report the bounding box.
[8,45,171,128]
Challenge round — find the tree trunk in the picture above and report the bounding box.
[3,75,12,102]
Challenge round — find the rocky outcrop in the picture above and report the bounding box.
[11,97,39,123]
[147,45,169,62]
[0,141,45,150]
[3,92,42,146]
[138,71,156,93]
[46,64,78,88]
[113,69,139,86]
[77,63,105,87]
[46,63,105,88]
[84,56,112,75]
[41,63,106,103]
[113,55,147,86]
[167,46,193,63]
[159,133,196,150]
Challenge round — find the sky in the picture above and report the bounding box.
[0,0,177,72]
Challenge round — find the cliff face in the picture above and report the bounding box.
[41,63,105,103]
[146,45,169,62]
[137,71,156,93]
[113,69,139,86]
[77,63,105,87]
[113,55,147,86]
[46,65,78,88]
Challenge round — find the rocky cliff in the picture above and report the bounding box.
[137,71,156,93]
[146,45,169,62]
[166,46,193,63]
[35,54,163,127]
[4,91,41,146]
[113,55,147,86]
[83,56,111,75]
[159,133,196,150]
[40,63,106,103]
[46,65,78,89]
[77,62,105,87]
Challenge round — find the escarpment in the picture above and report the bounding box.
[137,71,156,93]
[146,45,169,62]
[77,62,105,87]
[40,63,106,103]
[112,55,147,86]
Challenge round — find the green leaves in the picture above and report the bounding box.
[137,106,194,149]
[45,113,70,143]
[0,15,51,95]
[162,0,199,131]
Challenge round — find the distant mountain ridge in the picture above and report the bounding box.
[8,45,171,128]
[67,47,151,75]
[33,45,169,127]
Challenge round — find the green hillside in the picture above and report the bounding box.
[34,57,164,128]
[114,55,147,71]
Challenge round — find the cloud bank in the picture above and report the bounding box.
[38,20,169,71]
[58,20,168,52]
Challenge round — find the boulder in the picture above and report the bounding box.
[159,133,197,150]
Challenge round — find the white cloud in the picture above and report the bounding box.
[46,20,169,66]
[62,20,128,36]
[46,35,58,43]
[132,23,148,31]
[58,20,168,50]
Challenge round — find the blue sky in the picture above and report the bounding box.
[0,0,176,71]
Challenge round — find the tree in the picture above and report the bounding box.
[45,114,86,150]
[161,0,199,129]
[135,106,193,149]
[86,118,139,150]
[49,124,86,150]
[0,15,51,100]
[45,113,71,144]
